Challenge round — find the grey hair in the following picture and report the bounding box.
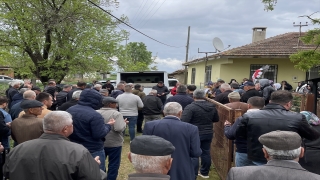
[117,83,124,88]
[100,89,109,93]
[220,83,231,90]
[124,84,132,92]
[193,89,205,99]
[263,146,301,160]
[19,88,28,94]
[72,90,82,99]
[94,84,102,88]
[130,153,171,174]
[23,90,36,99]
[163,102,182,116]
[43,111,73,133]
[176,85,187,93]
[10,81,21,86]
[149,89,157,95]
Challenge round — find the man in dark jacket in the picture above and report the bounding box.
[67,89,115,171]
[4,111,106,180]
[56,85,72,108]
[0,104,10,179]
[214,83,233,104]
[280,80,293,91]
[132,84,146,133]
[102,80,115,95]
[143,102,201,180]
[142,89,163,122]
[187,85,197,98]
[258,79,274,105]
[9,90,36,120]
[9,88,28,109]
[110,83,125,99]
[165,85,193,110]
[240,81,261,103]
[236,90,320,165]
[6,81,21,109]
[152,81,169,105]
[66,81,86,101]
[181,89,219,179]
[58,90,81,111]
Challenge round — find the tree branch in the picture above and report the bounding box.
[43,29,52,60]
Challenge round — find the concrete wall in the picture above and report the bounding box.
[187,58,306,88]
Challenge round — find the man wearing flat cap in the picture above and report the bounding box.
[240,81,261,103]
[225,91,248,114]
[128,135,175,180]
[97,97,126,180]
[11,99,44,144]
[227,131,320,180]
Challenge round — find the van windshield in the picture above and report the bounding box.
[120,73,165,88]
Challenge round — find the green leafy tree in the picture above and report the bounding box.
[117,42,157,71]
[262,1,320,71]
[0,0,127,83]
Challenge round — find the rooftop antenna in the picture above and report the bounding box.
[293,22,308,48]
[198,37,230,83]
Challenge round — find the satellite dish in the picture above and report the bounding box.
[213,37,224,52]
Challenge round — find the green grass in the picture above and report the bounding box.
[113,132,221,180]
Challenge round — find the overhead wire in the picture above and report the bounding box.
[87,0,184,48]
[139,0,167,29]
[130,0,148,26]
[134,0,159,28]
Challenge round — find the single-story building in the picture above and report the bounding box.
[168,69,186,84]
[183,27,318,88]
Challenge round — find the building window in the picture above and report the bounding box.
[205,65,212,83]
[191,68,196,84]
[308,66,320,80]
[250,64,278,82]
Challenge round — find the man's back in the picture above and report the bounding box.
[143,117,201,180]
[227,160,320,180]
[11,114,43,144]
[116,93,143,116]
[236,104,320,162]
[165,93,193,110]
[4,133,101,180]
[142,95,162,115]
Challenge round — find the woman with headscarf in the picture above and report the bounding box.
[299,111,320,175]
[273,83,281,90]
[295,81,308,94]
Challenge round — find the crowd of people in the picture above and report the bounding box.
[0,77,319,180]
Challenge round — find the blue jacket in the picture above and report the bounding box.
[165,93,193,110]
[67,89,111,153]
[10,93,23,109]
[9,102,23,120]
[224,116,247,153]
[143,116,202,180]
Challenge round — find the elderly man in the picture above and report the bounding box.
[97,97,126,180]
[4,111,107,180]
[9,90,36,120]
[225,92,248,114]
[19,92,53,118]
[165,85,193,110]
[143,102,201,180]
[100,89,109,97]
[56,85,72,108]
[58,90,82,111]
[142,89,163,122]
[181,89,219,179]
[236,90,320,165]
[214,83,233,104]
[117,85,143,141]
[128,135,175,180]
[152,81,169,105]
[227,131,320,180]
[67,89,115,171]
[94,84,102,92]
[11,99,44,144]
[240,81,261,103]
[6,81,21,109]
[110,83,125,99]
[224,96,265,167]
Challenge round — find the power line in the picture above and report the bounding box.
[139,0,167,29]
[134,0,159,28]
[87,0,183,48]
[130,0,148,26]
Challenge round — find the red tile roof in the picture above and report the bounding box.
[184,32,318,65]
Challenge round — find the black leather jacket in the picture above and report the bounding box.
[236,103,320,162]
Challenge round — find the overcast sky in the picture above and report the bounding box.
[110,0,320,73]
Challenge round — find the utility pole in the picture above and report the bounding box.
[184,26,190,84]
[198,48,217,84]
[293,22,308,48]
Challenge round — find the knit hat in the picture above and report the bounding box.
[228,92,240,99]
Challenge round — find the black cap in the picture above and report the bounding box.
[243,81,255,86]
[130,135,175,156]
[31,86,41,91]
[20,99,43,109]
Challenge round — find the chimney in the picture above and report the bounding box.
[252,27,267,43]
